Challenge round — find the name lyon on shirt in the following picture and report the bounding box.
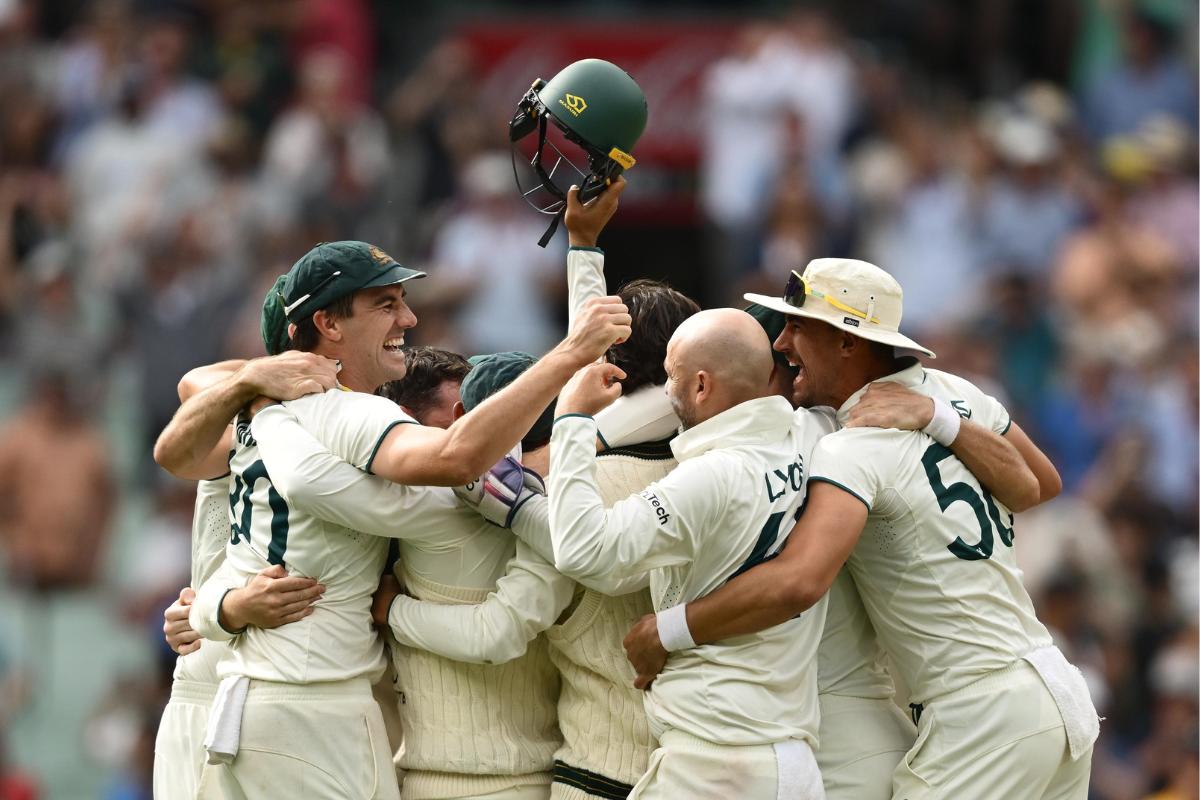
[764,455,806,503]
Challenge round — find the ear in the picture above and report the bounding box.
[452,400,466,421]
[839,331,861,358]
[287,322,297,339]
[695,369,710,402]
[312,309,343,343]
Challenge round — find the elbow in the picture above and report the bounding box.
[1039,468,1063,505]
[1005,469,1044,514]
[779,574,827,617]
[153,434,184,475]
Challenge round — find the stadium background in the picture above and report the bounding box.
[0,0,1195,797]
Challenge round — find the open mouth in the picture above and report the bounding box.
[383,337,405,353]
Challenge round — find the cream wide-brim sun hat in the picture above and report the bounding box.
[745,258,936,359]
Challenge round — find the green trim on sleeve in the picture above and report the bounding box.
[595,427,611,450]
[999,416,1012,435]
[553,413,595,426]
[365,419,418,475]
[808,476,871,511]
[568,246,604,254]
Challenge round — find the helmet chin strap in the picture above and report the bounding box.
[538,212,563,249]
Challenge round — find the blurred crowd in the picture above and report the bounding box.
[0,0,1195,798]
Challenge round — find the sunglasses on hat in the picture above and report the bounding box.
[782,270,881,325]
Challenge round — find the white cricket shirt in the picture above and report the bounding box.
[209,389,409,684]
[548,396,837,746]
[809,363,1052,704]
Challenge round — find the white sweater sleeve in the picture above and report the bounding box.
[549,415,701,583]
[512,494,649,595]
[189,558,243,642]
[387,540,576,664]
[567,247,607,326]
[252,406,426,538]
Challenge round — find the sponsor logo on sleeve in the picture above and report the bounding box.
[843,317,860,327]
[639,490,671,525]
[950,400,972,419]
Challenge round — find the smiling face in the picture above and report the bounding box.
[773,315,844,409]
[334,285,418,392]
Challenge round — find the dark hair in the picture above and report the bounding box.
[606,279,700,394]
[377,347,471,417]
[289,292,357,352]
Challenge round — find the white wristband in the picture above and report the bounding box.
[656,603,696,652]
[923,397,962,446]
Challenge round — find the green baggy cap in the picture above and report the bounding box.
[744,302,791,367]
[460,351,555,449]
[261,274,291,355]
[281,241,425,323]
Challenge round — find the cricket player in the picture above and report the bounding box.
[153,238,630,797]
[237,352,565,800]
[541,307,836,799]
[366,184,698,798]
[153,345,335,799]
[623,259,1097,799]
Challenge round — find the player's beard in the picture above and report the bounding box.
[668,388,700,431]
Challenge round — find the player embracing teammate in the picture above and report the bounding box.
[153,177,1096,799]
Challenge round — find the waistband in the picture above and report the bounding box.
[401,769,551,800]
[236,676,374,701]
[657,728,811,755]
[553,761,633,800]
[169,678,218,704]
[922,658,1041,707]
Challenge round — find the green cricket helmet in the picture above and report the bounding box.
[508,59,647,246]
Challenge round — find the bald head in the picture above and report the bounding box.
[665,308,775,428]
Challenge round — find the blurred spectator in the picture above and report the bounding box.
[0,370,114,591]
[289,0,374,108]
[386,37,490,249]
[1079,4,1197,142]
[64,67,208,291]
[4,240,113,391]
[863,110,984,333]
[700,16,855,295]
[424,152,566,356]
[116,219,241,462]
[976,109,1084,277]
[261,46,390,242]
[132,7,222,149]
[53,0,134,158]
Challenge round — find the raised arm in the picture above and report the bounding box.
[154,352,339,480]
[844,381,1043,511]
[368,296,631,486]
[371,541,576,665]
[547,365,705,583]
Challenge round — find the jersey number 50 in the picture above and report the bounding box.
[921,443,1014,562]
[228,459,290,565]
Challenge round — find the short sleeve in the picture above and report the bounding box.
[979,391,1012,436]
[808,429,893,510]
[280,389,416,471]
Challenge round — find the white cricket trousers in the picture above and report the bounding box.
[196,677,400,800]
[629,728,825,800]
[154,678,217,800]
[816,694,915,800]
[891,660,1093,799]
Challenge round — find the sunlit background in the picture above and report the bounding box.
[0,0,1195,797]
